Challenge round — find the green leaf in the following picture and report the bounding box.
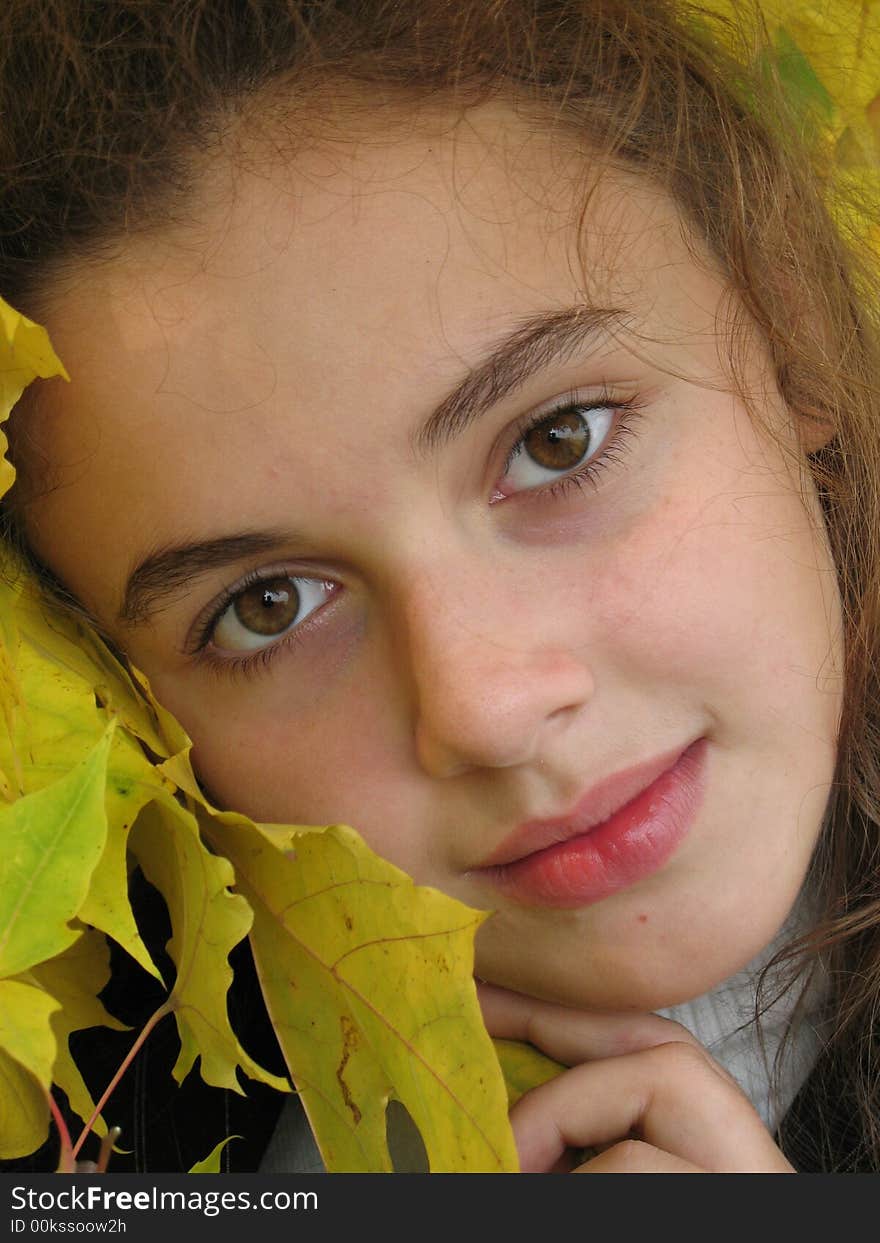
[188,1135,241,1173]
[0,588,176,978]
[205,816,518,1173]
[771,26,835,122]
[0,978,60,1158]
[0,726,113,979]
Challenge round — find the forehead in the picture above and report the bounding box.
[41,98,706,404]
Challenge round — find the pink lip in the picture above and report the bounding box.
[472,737,708,908]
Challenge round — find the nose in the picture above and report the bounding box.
[398,567,595,779]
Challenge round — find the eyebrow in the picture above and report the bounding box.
[119,302,630,628]
[413,303,630,457]
[118,531,292,626]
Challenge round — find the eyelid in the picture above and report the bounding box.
[184,564,337,656]
[493,384,644,491]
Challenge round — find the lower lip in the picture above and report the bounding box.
[475,737,708,909]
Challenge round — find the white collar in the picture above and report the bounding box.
[656,892,827,1134]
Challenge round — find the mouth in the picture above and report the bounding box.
[469,736,708,909]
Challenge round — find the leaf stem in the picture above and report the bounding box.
[48,1091,75,1173]
[96,1126,122,1173]
[71,1000,173,1161]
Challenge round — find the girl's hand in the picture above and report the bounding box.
[478,982,795,1173]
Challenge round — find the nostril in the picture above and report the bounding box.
[407,619,594,778]
[549,700,578,721]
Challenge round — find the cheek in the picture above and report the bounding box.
[179,663,429,868]
[608,462,841,870]
[594,459,842,724]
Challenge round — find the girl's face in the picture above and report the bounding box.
[23,104,843,1011]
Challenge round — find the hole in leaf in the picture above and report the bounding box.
[385,1099,429,1173]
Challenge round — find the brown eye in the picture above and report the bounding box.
[503,404,615,493]
[211,576,334,653]
[233,579,299,636]
[523,410,591,470]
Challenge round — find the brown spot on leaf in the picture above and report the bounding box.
[336,1015,362,1126]
[344,915,353,930]
[868,93,880,146]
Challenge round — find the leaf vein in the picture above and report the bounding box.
[329,921,479,970]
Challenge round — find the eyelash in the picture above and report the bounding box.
[498,389,647,504]
[191,388,648,678]
[189,568,326,680]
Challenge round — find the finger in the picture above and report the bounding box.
[477,980,706,1063]
[510,1041,794,1173]
[575,1140,705,1174]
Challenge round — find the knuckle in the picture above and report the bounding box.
[651,1016,702,1048]
[647,1038,711,1076]
[609,1139,652,1172]
[618,1014,702,1056]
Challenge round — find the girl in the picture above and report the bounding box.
[1,0,878,1173]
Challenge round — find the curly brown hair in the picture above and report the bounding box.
[1,0,879,1171]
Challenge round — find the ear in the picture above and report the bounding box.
[796,411,836,455]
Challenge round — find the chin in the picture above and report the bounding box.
[475,923,774,1014]
[480,961,727,1013]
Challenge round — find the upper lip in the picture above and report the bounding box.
[473,739,696,869]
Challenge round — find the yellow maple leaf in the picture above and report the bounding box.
[0,299,69,500]
[206,815,518,1172]
[0,978,59,1158]
[28,932,128,1138]
[188,1135,241,1173]
[0,299,68,778]
[130,800,289,1096]
[493,1038,567,1108]
[700,1,880,251]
